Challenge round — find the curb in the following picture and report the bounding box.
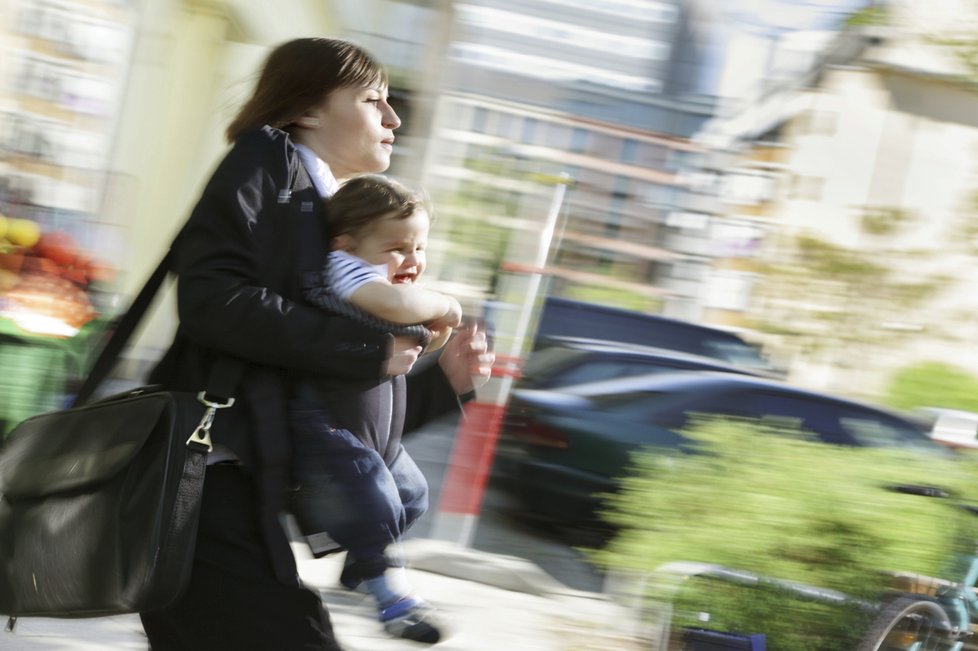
[401,538,604,599]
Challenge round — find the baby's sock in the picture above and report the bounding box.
[364,567,414,608]
[384,566,412,599]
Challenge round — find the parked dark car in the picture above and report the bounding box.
[493,372,948,526]
[517,338,772,391]
[533,297,781,376]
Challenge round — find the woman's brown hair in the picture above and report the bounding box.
[326,175,430,239]
[226,38,387,143]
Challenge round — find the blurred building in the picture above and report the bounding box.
[702,2,978,393]
[338,0,872,331]
[442,0,744,321]
[0,0,890,398]
[339,1,747,319]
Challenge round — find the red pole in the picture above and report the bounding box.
[433,356,521,516]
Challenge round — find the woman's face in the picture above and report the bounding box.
[298,84,401,180]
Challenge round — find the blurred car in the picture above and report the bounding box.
[493,372,949,526]
[532,296,783,376]
[516,337,773,391]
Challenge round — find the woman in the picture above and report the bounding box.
[142,38,493,650]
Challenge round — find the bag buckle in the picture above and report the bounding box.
[186,392,236,453]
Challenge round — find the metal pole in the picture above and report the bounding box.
[431,175,569,546]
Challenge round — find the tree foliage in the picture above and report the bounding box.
[751,227,948,361]
[844,5,890,28]
[883,361,978,412]
[588,416,978,650]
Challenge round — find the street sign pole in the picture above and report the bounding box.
[431,175,569,547]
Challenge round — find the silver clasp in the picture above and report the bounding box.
[186,391,236,453]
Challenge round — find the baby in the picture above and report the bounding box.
[289,174,460,644]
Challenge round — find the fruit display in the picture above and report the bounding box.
[0,213,114,337]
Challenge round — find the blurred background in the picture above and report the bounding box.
[6,0,978,430]
[8,1,978,648]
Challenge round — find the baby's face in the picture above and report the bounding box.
[348,210,429,284]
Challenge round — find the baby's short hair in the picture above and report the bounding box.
[325,174,429,238]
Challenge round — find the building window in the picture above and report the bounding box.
[521,117,538,144]
[570,127,588,153]
[587,132,621,159]
[641,182,678,208]
[545,122,573,150]
[621,138,638,164]
[635,141,668,168]
[495,111,515,139]
[471,106,488,133]
[671,259,708,281]
[604,176,630,235]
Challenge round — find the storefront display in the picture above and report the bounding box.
[0,0,134,435]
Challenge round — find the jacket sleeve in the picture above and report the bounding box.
[172,133,390,379]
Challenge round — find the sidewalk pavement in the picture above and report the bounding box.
[1,539,647,651]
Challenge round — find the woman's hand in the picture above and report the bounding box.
[385,336,423,376]
[438,318,494,396]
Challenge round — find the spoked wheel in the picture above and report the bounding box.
[857,594,956,651]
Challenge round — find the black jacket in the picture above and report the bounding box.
[150,126,460,580]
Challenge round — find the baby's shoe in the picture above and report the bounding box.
[378,596,442,644]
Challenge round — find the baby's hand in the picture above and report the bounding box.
[426,326,453,352]
[428,295,462,331]
[425,296,462,352]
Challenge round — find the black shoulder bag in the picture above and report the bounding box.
[0,249,244,627]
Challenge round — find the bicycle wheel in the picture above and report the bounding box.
[857,594,955,651]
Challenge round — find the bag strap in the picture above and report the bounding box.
[72,249,244,407]
[73,252,173,407]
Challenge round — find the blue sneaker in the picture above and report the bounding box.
[378,596,442,644]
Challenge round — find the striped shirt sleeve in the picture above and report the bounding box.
[325,250,386,300]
